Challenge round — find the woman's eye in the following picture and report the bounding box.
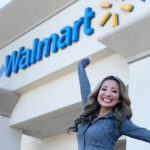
[101,88,106,91]
[112,90,117,93]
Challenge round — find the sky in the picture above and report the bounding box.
[0,0,12,10]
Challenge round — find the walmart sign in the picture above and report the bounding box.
[0,7,95,77]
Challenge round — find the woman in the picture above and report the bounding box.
[68,57,150,150]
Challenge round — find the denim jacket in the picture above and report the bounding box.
[77,58,150,150]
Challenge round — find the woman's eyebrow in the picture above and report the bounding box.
[112,87,118,90]
[101,85,107,88]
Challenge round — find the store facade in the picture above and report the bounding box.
[0,0,150,150]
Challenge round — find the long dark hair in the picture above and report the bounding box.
[67,75,132,134]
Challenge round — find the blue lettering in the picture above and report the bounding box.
[72,17,84,42]
[36,34,59,61]
[30,38,39,64]
[36,41,44,61]
[57,26,72,49]
[46,34,59,53]
[3,7,95,77]
[84,7,95,35]
[19,48,32,69]
[5,47,24,77]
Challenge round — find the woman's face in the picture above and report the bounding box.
[97,79,120,109]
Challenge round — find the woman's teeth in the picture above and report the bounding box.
[103,98,112,103]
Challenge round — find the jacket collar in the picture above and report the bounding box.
[94,112,113,119]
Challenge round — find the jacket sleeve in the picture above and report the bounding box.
[77,57,91,106]
[121,119,150,143]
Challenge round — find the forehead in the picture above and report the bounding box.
[101,79,119,89]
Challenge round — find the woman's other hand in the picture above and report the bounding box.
[88,56,92,62]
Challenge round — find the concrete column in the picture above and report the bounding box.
[127,56,150,150]
[0,115,22,150]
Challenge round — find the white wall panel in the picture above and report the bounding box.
[127,56,150,150]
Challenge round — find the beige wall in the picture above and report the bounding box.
[21,133,77,150]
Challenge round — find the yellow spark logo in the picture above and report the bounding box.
[99,1,134,28]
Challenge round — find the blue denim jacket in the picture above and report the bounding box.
[77,58,150,150]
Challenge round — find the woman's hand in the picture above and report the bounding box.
[88,56,92,62]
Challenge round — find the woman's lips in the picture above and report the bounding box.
[102,98,112,103]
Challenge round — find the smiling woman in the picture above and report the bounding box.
[0,0,13,10]
[68,57,150,150]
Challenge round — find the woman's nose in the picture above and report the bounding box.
[105,90,111,96]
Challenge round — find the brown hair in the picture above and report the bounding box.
[67,75,132,134]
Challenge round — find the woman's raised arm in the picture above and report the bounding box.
[121,119,150,143]
[77,57,91,106]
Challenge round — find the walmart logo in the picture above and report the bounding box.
[0,7,95,78]
[98,0,146,28]
[0,0,146,79]
[99,1,134,28]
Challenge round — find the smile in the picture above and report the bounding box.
[103,98,112,103]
